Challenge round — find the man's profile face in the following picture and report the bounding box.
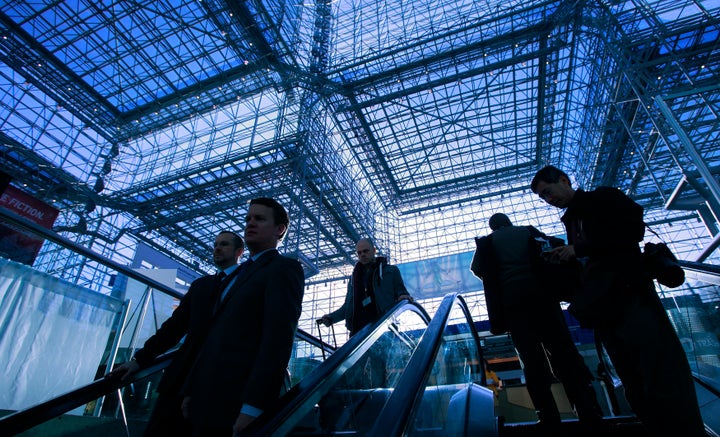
[534,176,575,209]
[214,233,242,269]
[355,240,376,265]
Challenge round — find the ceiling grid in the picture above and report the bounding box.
[0,0,718,318]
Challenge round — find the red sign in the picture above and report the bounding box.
[0,185,59,265]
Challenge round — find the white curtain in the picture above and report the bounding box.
[0,258,123,411]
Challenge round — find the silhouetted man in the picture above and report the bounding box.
[531,165,704,435]
[110,231,244,436]
[180,198,305,436]
[471,213,601,429]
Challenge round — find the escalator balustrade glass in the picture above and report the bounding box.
[408,300,493,436]
[248,305,429,436]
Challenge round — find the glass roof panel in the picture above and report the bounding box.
[6,0,245,111]
[0,0,719,337]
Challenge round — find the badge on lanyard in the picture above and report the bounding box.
[362,296,372,307]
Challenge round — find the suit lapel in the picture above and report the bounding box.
[212,250,278,316]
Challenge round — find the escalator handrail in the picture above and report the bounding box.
[0,327,328,436]
[369,292,480,436]
[239,300,431,436]
[693,372,720,398]
[678,260,720,276]
[0,350,178,436]
[0,207,184,300]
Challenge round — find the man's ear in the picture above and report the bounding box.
[276,223,287,240]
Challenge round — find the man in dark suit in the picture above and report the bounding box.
[109,230,245,436]
[531,165,704,435]
[180,197,305,436]
[471,213,601,429]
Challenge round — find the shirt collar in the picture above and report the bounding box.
[221,264,239,275]
[249,247,276,262]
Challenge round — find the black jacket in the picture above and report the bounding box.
[560,187,648,327]
[133,273,222,393]
[182,250,304,427]
[471,225,563,334]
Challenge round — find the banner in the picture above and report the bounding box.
[397,250,483,300]
[0,185,59,265]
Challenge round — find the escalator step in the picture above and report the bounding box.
[498,417,650,436]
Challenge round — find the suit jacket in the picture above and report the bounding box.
[560,187,648,327]
[471,225,564,334]
[182,249,305,428]
[133,274,222,394]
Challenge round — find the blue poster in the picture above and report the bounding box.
[397,250,484,300]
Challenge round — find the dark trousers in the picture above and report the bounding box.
[508,301,600,423]
[142,392,193,437]
[191,426,232,437]
[597,289,705,436]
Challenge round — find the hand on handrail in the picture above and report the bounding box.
[105,358,140,381]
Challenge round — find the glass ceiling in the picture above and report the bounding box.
[0,0,719,330]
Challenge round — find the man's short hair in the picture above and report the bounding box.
[219,231,244,250]
[489,213,512,231]
[250,197,290,240]
[357,237,374,248]
[530,165,570,193]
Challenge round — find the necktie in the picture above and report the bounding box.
[213,259,253,314]
[214,271,227,297]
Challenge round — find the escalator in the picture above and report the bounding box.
[247,291,647,436]
[367,293,720,437]
[2,291,720,436]
[366,292,496,436]
[0,300,430,436]
[220,292,494,436]
[239,300,432,436]
[0,326,336,436]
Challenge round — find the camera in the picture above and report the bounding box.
[643,242,684,288]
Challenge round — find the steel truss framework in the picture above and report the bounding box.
[0,0,719,331]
